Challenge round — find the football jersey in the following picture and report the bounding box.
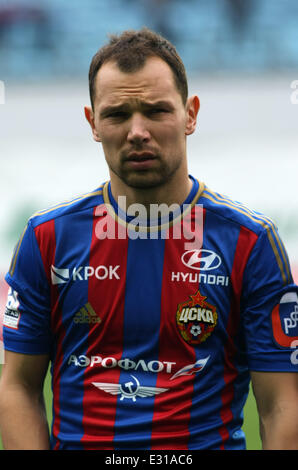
[3,176,298,450]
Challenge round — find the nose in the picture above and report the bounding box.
[127,113,151,145]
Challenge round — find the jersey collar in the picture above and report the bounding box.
[102,175,205,233]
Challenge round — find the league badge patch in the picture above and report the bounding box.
[3,287,21,330]
[272,291,298,348]
[176,289,218,345]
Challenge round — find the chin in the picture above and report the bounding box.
[122,172,170,190]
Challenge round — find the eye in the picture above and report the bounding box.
[148,108,169,116]
[153,108,167,113]
[107,111,128,119]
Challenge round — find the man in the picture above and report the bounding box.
[0,28,297,450]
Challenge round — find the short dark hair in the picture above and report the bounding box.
[88,28,188,109]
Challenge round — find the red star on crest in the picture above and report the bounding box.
[189,290,207,307]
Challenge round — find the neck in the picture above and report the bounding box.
[109,171,193,212]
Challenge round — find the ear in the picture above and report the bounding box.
[84,106,101,142]
[185,95,200,136]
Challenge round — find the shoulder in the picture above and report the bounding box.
[199,183,277,236]
[199,183,293,285]
[28,184,106,229]
[7,184,106,278]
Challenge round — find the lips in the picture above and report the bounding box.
[126,151,156,162]
[124,151,158,170]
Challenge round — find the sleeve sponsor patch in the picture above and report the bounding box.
[3,288,21,330]
[272,291,298,348]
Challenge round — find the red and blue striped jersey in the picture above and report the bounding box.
[3,176,298,450]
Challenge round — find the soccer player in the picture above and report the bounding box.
[0,28,297,450]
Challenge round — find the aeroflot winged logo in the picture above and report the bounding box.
[92,375,168,402]
[181,249,222,271]
[91,357,210,402]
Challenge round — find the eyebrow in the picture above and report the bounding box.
[99,104,130,119]
[99,100,174,118]
[142,100,174,111]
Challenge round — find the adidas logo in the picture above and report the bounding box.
[73,302,102,324]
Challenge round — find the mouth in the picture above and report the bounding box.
[126,151,157,162]
[124,151,158,170]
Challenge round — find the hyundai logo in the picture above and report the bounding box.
[181,249,222,271]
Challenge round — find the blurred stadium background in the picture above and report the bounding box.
[0,0,298,450]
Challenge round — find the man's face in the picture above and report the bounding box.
[85,56,199,190]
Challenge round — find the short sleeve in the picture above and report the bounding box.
[242,226,298,372]
[3,219,52,354]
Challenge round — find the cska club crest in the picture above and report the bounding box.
[176,289,218,345]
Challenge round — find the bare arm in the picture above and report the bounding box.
[251,371,298,450]
[0,350,50,450]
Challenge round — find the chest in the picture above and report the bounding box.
[50,231,238,354]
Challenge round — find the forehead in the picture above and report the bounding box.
[94,56,182,108]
